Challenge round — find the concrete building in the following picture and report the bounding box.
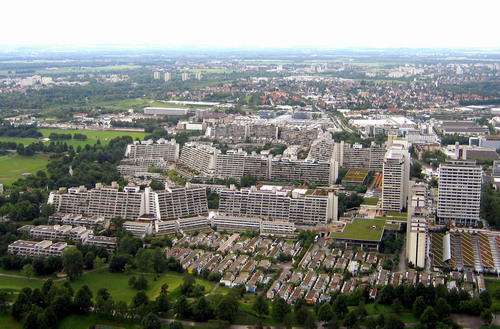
[123,221,153,238]
[406,182,429,268]
[84,236,117,253]
[8,240,68,257]
[179,142,220,174]
[437,160,482,226]
[308,133,335,162]
[195,72,202,80]
[48,183,208,221]
[22,225,92,243]
[153,71,160,80]
[164,72,171,82]
[381,147,410,211]
[125,138,179,162]
[144,107,189,116]
[218,186,338,225]
[210,215,296,237]
[182,72,189,81]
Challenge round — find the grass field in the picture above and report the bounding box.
[330,218,386,241]
[38,128,148,147]
[0,267,214,303]
[0,153,50,185]
[362,197,379,206]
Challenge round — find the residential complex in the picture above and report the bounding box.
[406,182,430,269]
[125,138,179,162]
[218,185,338,225]
[48,182,209,221]
[437,160,482,226]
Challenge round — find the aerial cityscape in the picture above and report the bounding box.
[0,2,500,329]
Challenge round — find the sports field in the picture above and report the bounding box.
[0,153,50,185]
[330,218,386,241]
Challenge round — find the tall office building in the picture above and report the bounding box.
[381,147,410,211]
[437,160,482,226]
[164,72,171,82]
[406,182,429,268]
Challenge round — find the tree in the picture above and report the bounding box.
[141,312,162,329]
[413,296,427,318]
[343,311,358,329]
[383,313,404,329]
[435,297,451,319]
[481,310,493,327]
[174,295,192,318]
[252,294,269,318]
[318,302,334,322]
[154,292,170,315]
[365,316,377,329]
[84,251,95,270]
[23,307,42,329]
[63,247,84,280]
[296,305,310,325]
[283,314,293,329]
[135,276,149,290]
[480,290,492,309]
[132,290,150,308]
[420,307,438,329]
[216,294,239,323]
[391,298,403,314]
[304,312,317,329]
[21,264,34,279]
[192,297,214,322]
[94,256,105,269]
[109,253,133,272]
[332,295,348,318]
[271,297,291,321]
[0,291,9,312]
[74,285,93,314]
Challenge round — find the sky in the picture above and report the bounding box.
[1,0,499,49]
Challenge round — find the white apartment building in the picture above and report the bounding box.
[164,72,171,82]
[8,240,68,257]
[381,147,410,212]
[123,221,153,238]
[48,183,208,221]
[84,236,117,253]
[49,213,109,229]
[437,160,482,226]
[125,138,180,162]
[210,216,296,237]
[179,142,219,174]
[406,182,429,268]
[219,186,338,225]
[25,225,92,242]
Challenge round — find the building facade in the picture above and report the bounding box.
[437,160,482,226]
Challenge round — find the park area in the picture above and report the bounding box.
[0,153,50,185]
[329,218,386,241]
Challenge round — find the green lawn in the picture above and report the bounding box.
[362,197,379,206]
[0,313,22,329]
[0,153,50,185]
[38,128,148,147]
[0,137,42,146]
[330,218,386,241]
[0,268,214,303]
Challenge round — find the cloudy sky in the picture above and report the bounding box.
[1,0,498,48]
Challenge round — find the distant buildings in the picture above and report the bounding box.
[153,71,161,80]
[164,72,171,82]
[179,142,220,174]
[434,120,488,136]
[182,72,189,81]
[144,107,189,116]
[437,160,482,226]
